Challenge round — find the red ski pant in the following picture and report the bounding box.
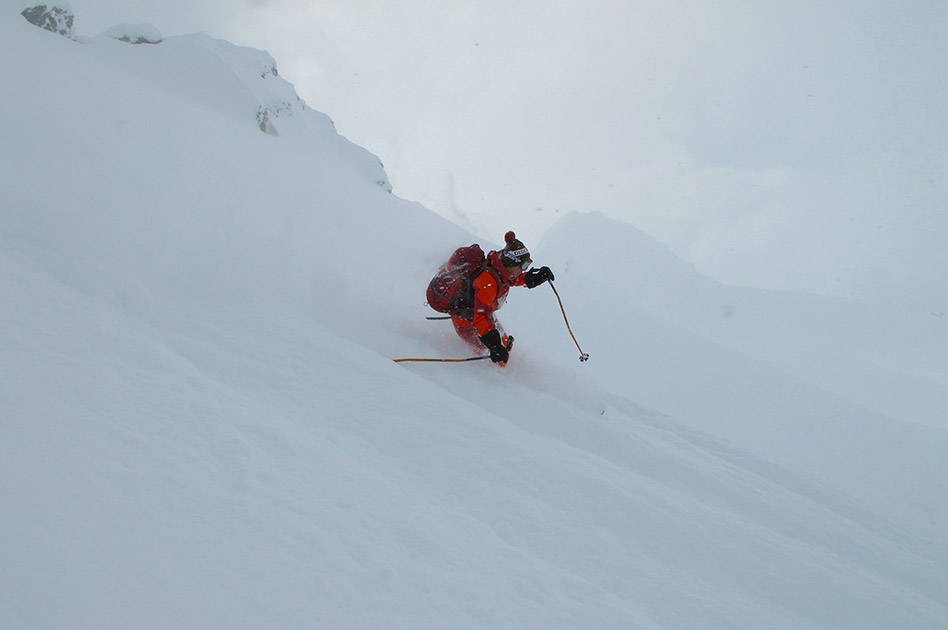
[451,316,507,351]
[451,316,483,349]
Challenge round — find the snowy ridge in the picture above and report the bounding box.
[2,8,947,629]
[81,19,390,190]
[541,212,947,429]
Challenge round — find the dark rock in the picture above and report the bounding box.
[104,24,163,45]
[21,4,75,39]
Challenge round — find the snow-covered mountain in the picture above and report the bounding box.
[2,6,946,629]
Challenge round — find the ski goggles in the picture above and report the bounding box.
[504,258,531,273]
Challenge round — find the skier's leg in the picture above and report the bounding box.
[451,316,483,349]
[452,315,509,350]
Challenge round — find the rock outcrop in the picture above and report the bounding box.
[103,23,163,45]
[21,4,75,39]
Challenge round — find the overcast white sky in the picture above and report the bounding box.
[61,1,947,302]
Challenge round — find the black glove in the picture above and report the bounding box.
[479,329,509,363]
[524,266,555,288]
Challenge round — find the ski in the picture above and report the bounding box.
[394,337,511,364]
[394,355,488,363]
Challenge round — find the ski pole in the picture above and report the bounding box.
[549,281,589,362]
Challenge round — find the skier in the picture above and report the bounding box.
[447,232,554,365]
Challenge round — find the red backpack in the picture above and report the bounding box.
[426,244,486,313]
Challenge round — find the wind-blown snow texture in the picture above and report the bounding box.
[2,6,946,629]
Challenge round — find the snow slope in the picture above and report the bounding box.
[2,7,947,629]
[529,213,948,533]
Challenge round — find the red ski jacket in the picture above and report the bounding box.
[470,251,527,336]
